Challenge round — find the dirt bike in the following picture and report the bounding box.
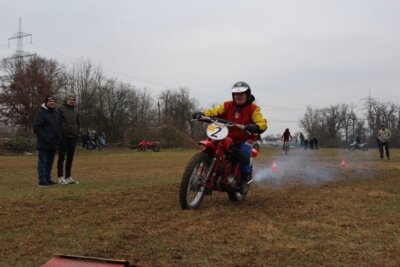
[179,117,258,210]
[348,141,368,151]
[282,140,289,155]
[137,140,160,152]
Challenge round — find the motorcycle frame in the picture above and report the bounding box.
[198,139,241,192]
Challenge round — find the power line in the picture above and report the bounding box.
[31,43,224,102]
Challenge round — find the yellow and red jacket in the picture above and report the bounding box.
[204,100,267,142]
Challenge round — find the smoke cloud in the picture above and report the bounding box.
[253,149,361,187]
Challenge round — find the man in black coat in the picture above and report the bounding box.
[33,96,60,187]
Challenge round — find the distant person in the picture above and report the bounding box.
[309,137,314,150]
[57,94,80,184]
[304,139,309,150]
[355,136,360,145]
[377,124,391,160]
[98,132,107,149]
[299,132,305,147]
[353,136,361,151]
[280,128,292,151]
[33,96,60,187]
[313,136,319,150]
[81,131,89,149]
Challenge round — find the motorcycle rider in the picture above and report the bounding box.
[192,81,267,194]
[281,128,292,150]
[353,136,361,151]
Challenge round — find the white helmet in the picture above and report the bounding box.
[231,81,252,105]
[231,81,251,94]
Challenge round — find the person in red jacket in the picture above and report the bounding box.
[192,81,267,193]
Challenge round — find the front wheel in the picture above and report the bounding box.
[153,145,160,152]
[179,152,210,210]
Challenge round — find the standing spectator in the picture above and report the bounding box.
[33,96,59,187]
[81,131,89,149]
[313,136,319,150]
[309,137,314,150]
[377,124,391,160]
[57,94,80,184]
[304,139,309,150]
[299,132,305,147]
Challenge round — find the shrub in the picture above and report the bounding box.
[6,137,34,153]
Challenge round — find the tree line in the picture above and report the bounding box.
[1,54,398,149]
[0,56,203,146]
[299,100,399,147]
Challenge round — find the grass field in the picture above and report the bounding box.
[1,147,400,266]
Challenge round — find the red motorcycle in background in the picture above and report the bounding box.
[179,117,258,210]
[137,140,160,152]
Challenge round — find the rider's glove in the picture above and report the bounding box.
[192,111,205,119]
[244,124,260,134]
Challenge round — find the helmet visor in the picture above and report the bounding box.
[231,86,249,93]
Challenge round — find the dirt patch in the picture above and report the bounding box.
[367,190,395,198]
[1,148,400,266]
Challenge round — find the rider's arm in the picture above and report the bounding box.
[203,103,225,117]
[251,105,267,132]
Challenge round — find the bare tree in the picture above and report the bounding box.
[0,56,63,133]
[299,105,320,138]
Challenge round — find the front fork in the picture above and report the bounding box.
[202,156,217,189]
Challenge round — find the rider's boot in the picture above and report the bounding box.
[239,173,252,195]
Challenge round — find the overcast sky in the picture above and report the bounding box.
[1,0,399,134]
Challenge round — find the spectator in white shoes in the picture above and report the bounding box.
[57,93,80,184]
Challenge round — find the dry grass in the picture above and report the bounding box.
[0,148,399,266]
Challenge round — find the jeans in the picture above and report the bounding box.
[38,149,56,183]
[378,141,390,159]
[58,137,77,177]
[237,141,253,175]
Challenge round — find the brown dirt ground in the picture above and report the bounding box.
[0,148,399,266]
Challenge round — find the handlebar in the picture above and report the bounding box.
[192,116,253,135]
[192,116,241,128]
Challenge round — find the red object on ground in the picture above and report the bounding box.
[42,255,136,267]
[271,160,278,173]
[341,159,347,168]
[137,140,160,151]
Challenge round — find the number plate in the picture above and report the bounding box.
[206,123,229,140]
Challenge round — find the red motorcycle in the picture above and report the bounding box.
[137,140,160,152]
[179,117,258,210]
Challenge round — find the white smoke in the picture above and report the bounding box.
[253,149,351,187]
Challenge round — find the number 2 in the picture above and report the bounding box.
[210,127,222,138]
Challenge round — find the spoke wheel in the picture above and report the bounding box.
[179,152,210,210]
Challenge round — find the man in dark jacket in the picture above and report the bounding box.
[57,94,80,184]
[34,96,59,187]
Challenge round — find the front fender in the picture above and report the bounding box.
[198,140,217,152]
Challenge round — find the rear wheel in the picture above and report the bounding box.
[179,152,210,210]
[138,146,146,152]
[153,145,160,152]
[284,142,289,155]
